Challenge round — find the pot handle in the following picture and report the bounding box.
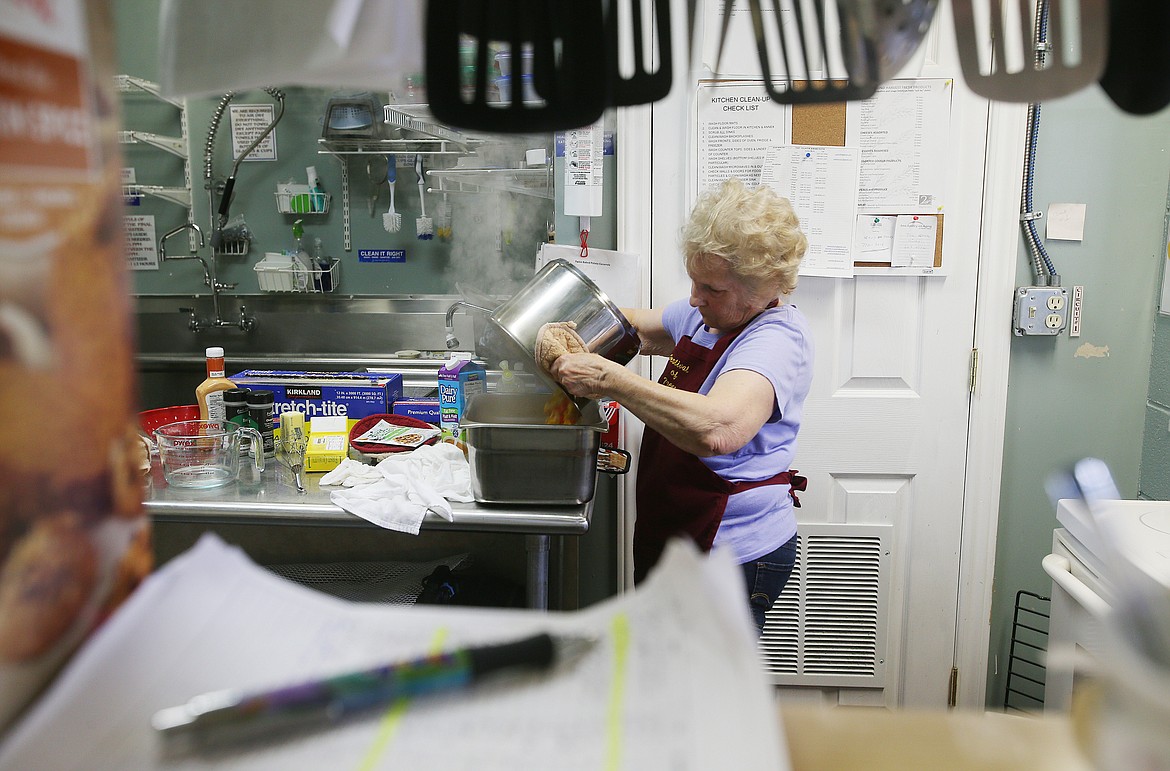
[239,426,266,474]
[597,447,630,475]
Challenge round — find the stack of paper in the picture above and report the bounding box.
[0,535,787,769]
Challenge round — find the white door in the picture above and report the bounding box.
[624,0,1007,707]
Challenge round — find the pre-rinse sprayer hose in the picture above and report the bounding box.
[204,88,286,246]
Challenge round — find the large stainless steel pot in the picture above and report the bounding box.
[445,259,641,400]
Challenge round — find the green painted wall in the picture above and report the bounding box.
[113,0,566,300]
[984,87,1170,707]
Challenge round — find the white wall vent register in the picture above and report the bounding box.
[761,523,892,689]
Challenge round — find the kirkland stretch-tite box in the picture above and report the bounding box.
[228,371,403,424]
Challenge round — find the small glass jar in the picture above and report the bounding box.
[246,389,275,458]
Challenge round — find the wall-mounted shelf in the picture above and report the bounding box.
[116,74,193,224]
[114,74,183,107]
[427,166,553,200]
[122,184,192,208]
[119,130,187,157]
[318,106,479,158]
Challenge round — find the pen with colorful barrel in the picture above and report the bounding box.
[152,632,593,753]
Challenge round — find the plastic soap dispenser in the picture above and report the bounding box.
[497,360,520,393]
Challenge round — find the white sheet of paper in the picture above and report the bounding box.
[760,145,859,278]
[538,243,641,310]
[229,104,277,162]
[701,0,774,78]
[845,80,952,213]
[853,215,896,262]
[892,215,938,268]
[0,534,786,770]
[123,214,159,271]
[1046,203,1087,241]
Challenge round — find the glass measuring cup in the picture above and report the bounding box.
[154,420,264,489]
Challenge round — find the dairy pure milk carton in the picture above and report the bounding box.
[437,353,486,446]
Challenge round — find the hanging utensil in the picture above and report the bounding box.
[382,155,401,233]
[951,0,1108,102]
[425,0,608,132]
[415,155,433,240]
[606,0,673,106]
[1099,0,1170,115]
[725,0,937,105]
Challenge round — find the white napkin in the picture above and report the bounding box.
[319,443,473,535]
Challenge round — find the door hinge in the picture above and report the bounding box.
[969,348,979,394]
[948,667,959,708]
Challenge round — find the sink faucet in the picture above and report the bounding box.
[160,221,255,333]
[444,300,493,349]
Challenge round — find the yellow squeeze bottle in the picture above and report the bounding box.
[196,346,237,423]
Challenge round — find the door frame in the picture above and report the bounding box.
[954,99,1028,706]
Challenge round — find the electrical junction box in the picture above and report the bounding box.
[1013,286,1069,336]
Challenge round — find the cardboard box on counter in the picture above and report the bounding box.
[305,416,349,472]
[228,370,403,424]
[392,398,440,425]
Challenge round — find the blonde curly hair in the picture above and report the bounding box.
[681,178,807,297]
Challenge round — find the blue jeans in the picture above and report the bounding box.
[740,534,798,636]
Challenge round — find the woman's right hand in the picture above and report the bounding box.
[549,352,614,400]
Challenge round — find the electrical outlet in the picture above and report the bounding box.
[1013,286,1069,336]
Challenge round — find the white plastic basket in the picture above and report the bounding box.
[254,254,339,293]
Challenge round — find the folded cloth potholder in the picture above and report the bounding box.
[535,321,587,372]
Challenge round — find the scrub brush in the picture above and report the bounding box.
[382,155,400,233]
[415,154,433,240]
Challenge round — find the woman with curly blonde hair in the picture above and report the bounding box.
[550,178,813,635]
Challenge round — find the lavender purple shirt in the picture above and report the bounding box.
[659,299,814,563]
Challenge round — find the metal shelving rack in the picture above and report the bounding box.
[317,106,484,250]
[115,75,193,212]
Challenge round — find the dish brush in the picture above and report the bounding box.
[382,155,400,233]
[415,155,433,240]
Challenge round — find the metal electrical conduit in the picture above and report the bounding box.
[1020,0,1061,287]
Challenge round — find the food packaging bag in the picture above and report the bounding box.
[0,2,151,731]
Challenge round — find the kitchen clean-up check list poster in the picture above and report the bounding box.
[760,145,860,278]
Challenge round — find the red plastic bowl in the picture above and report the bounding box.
[139,404,200,434]
[349,413,439,455]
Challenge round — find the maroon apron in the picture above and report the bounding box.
[633,323,806,583]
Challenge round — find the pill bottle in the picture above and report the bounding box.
[246,390,276,458]
[223,388,251,454]
[223,388,251,427]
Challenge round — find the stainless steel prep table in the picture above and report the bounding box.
[142,465,593,610]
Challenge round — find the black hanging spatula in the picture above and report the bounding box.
[1099,0,1170,115]
[426,0,609,133]
[606,0,673,106]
